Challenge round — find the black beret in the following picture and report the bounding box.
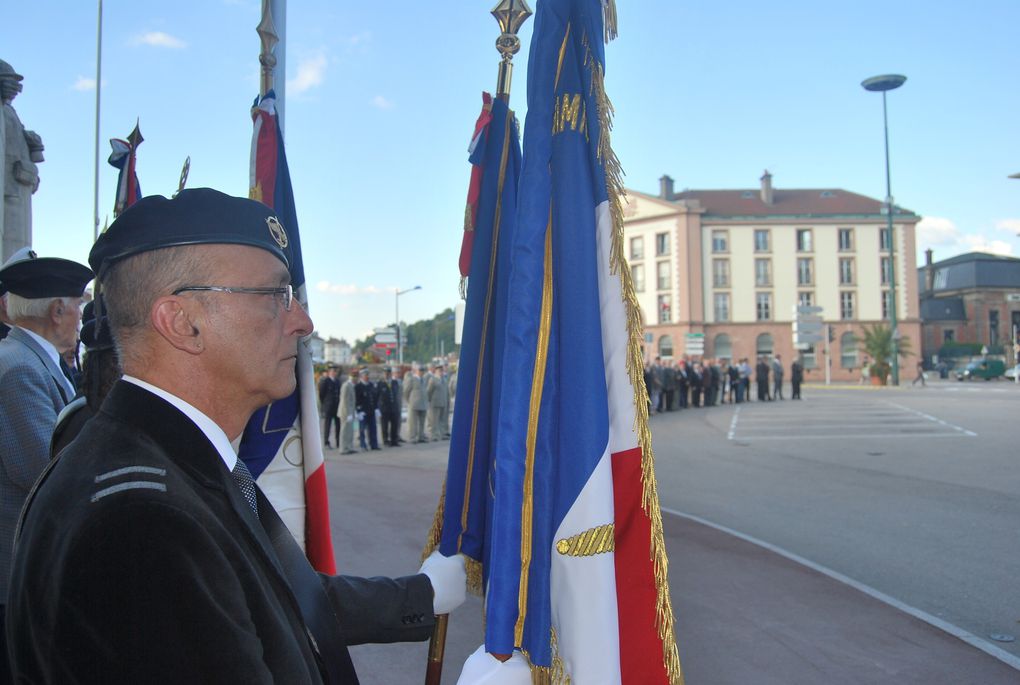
[0,251,93,298]
[79,297,114,351]
[88,188,291,275]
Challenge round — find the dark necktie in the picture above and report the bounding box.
[231,459,259,519]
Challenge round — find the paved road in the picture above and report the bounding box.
[321,382,1020,683]
[650,378,1020,660]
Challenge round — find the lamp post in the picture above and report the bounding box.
[395,285,421,365]
[862,73,907,385]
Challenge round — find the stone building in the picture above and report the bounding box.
[623,171,922,381]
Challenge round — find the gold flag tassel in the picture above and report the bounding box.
[584,21,685,685]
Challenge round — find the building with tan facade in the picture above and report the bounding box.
[623,171,922,381]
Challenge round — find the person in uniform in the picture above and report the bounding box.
[791,357,804,399]
[771,354,785,400]
[338,367,357,454]
[317,365,340,449]
[6,189,467,684]
[376,367,400,447]
[403,364,428,443]
[50,296,122,457]
[426,362,448,441]
[355,367,380,451]
[0,250,92,674]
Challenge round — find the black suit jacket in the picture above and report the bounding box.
[7,381,434,684]
[355,381,376,414]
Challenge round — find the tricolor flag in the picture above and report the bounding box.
[241,90,336,574]
[108,122,143,217]
[437,0,684,681]
[429,91,521,592]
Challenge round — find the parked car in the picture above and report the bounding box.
[1005,364,1019,381]
[955,359,1006,381]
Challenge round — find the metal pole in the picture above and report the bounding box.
[92,0,103,241]
[270,0,286,133]
[396,289,402,365]
[882,89,900,386]
[825,324,832,385]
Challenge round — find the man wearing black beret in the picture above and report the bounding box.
[6,189,466,684]
[0,249,92,674]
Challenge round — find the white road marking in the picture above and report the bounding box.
[884,401,978,437]
[726,405,741,441]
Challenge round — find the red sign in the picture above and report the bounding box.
[373,342,397,350]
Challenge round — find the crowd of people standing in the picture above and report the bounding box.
[643,354,806,412]
[317,361,457,454]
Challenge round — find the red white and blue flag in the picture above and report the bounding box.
[108,122,143,217]
[241,90,336,574]
[436,1,683,682]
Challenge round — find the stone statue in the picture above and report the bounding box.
[1,59,43,262]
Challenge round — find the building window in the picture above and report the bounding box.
[755,258,772,287]
[754,229,770,252]
[658,294,672,323]
[802,346,817,369]
[655,232,670,257]
[990,309,1000,345]
[880,256,892,285]
[712,259,730,287]
[933,268,948,289]
[796,228,813,252]
[714,293,730,322]
[756,333,774,358]
[840,332,859,368]
[756,292,772,321]
[713,333,732,361]
[656,260,671,291]
[631,264,645,293]
[630,236,644,260]
[943,329,955,343]
[880,228,891,251]
[881,290,893,320]
[838,228,854,251]
[839,257,855,285]
[798,291,815,308]
[711,230,728,253]
[658,335,674,359]
[797,258,813,286]
[840,291,855,320]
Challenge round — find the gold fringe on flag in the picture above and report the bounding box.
[421,480,484,595]
[584,25,685,685]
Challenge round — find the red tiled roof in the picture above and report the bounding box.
[669,188,916,218]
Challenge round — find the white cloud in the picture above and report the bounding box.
[917,216,1014,259]
[371,95,394,110]
[995,218,1020,236]
[72,76,96,91]
[131,31,187,49]
[316,281,384,295]
[346,31,372,47]
[288,53,327,94]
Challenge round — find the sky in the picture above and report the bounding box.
[6,0,1019,343]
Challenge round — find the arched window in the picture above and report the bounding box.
[713,333,732,361]
[658,335,674,359]
[756,333,774,359]
[840,331,859,368]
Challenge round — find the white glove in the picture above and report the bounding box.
[418,550,467,615]
[375,408,381,418]
[457,645,531,684]
[357,412,365,421]
[346,415,353,423]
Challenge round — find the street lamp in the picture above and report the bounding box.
[862,73,907,385]
[395,285,421,365]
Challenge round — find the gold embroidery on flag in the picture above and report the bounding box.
[514,211,554,647]
[555,523,615,556]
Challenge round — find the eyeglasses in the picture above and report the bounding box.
[172,284,294,311]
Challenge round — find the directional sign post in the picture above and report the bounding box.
[793,305,825,350]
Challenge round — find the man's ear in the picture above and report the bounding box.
[151,296,204,354]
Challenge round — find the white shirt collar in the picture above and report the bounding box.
[121,375,238,472]
[18,326,74,395]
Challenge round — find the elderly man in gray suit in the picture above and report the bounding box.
[0,251,92,671]
[403,364,428,443]
[426,362,449,442]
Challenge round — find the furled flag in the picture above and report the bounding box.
[108,122,143,217]
[441,0,682,681]
[242,90,336,574]
[426,91,521,594]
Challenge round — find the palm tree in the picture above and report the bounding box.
[859,323,912,384]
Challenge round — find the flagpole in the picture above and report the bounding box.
[423,4,532,684]
[92,0,103,241]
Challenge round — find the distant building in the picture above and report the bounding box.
[324,337,354,366]
[918,250,1020,362]
[622,171,922,380]
[308,333,325,364]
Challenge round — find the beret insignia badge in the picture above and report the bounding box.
[267,216,288,249]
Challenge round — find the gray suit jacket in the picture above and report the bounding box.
[0,326,72,600]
